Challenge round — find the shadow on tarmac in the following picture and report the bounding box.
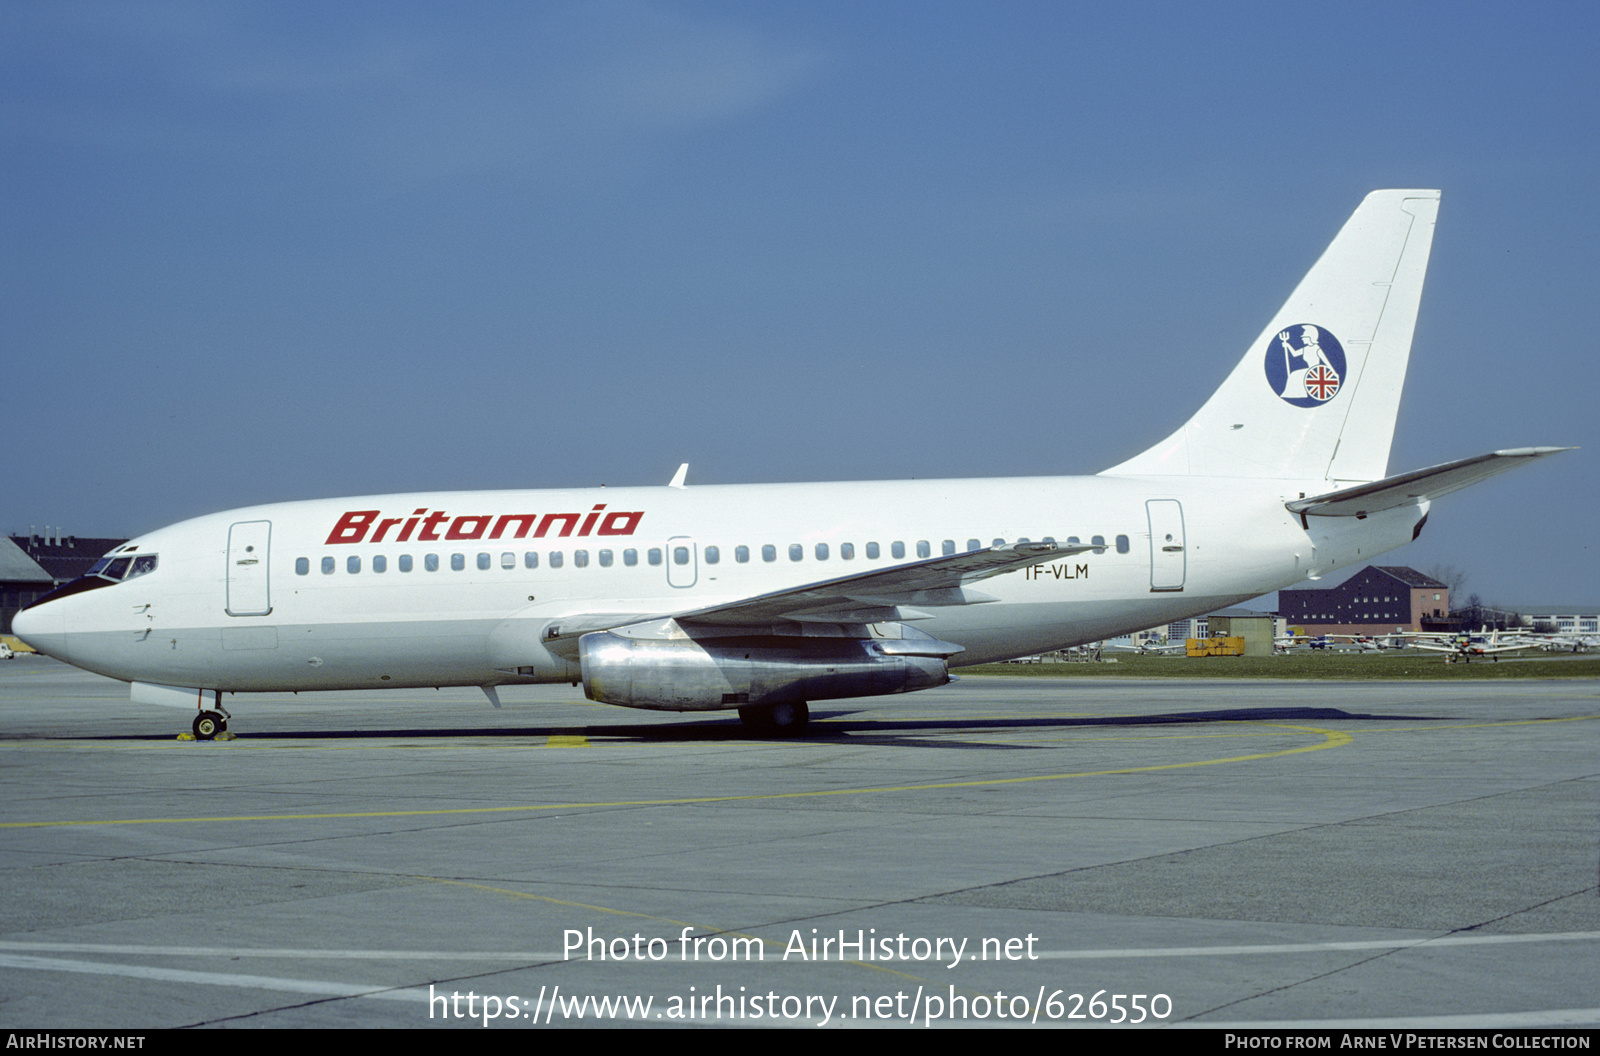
[41,705,1450,745]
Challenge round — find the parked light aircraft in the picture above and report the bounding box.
[1317,633,1406,652]
[1402,628,1542,663]
[1539,633,1598,653]
[13,190,1572,736]
[1107,638,1188,656]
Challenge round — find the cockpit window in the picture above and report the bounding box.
[23,552,158,609]
[85,554,158,583]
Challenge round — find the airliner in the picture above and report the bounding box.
[13,190,1570,737]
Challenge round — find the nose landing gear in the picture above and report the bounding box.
[191,707,231,741]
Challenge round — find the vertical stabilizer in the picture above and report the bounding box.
[1102,190,1440,483]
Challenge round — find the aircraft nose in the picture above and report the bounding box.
[10,596,62,654]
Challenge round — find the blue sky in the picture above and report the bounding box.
[4,1,1594,607]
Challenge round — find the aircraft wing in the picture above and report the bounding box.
[539,541,1094,652]
[672,540,1094,627]
[1287,447,1573,519]
[1410,639,1536,656]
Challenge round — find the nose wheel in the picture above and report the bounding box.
[738,701,810,735]
[192,709,229,740]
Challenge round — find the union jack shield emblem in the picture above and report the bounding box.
[1304,364,1340,401]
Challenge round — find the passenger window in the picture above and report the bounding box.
[451,553,465,571]
[501,552,515,569]
[916,541,930,558]
[866,542,880,559]
[967,539,981,552]
[599,549,613,567]
[891,541,905,559]
[322,556,335,575]
[373,555,387,573]
[1116,534,1130,554]
[705,546,719,564]
[762,545,777,562]
[788,543,803,561]
[550,551,564,568]
[1092,535,1106,553]
[1067,536,1080,545]
[942,540,955,556]
[735,545,749,563]
[296,557,309,576]
[993,538,1005,547]
[648,548,662,566]
[425,554,439,572]
[840,543,854,560]
[477,553,491,570]
[524,552,538,569]
[815,543,828,560]
[575,550,588,567]
[399,554,413,572]
[347,556,361,574]
[674,547,690,566]
[623,549,637,566]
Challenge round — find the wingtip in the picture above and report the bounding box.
[1490,446,1577,458]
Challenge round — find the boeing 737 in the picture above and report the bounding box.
[13,190,1570,736]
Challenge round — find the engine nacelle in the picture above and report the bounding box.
[579,630,953,711]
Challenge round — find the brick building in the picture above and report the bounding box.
[1278,566,1449,636]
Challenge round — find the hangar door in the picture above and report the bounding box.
[226,520,273,616]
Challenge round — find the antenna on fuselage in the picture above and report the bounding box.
[668,463,689,489]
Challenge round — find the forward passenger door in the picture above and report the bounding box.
[226,520,272,615]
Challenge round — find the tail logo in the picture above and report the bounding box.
[1264,324,1345,407]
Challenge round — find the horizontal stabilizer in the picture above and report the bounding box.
[1286,447,1573,518]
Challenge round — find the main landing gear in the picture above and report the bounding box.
[192,708,230,741]
[737,701,810,736]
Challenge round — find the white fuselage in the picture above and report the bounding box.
[13,472,1424,698]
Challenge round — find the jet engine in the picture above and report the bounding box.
[578,623,960,712]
